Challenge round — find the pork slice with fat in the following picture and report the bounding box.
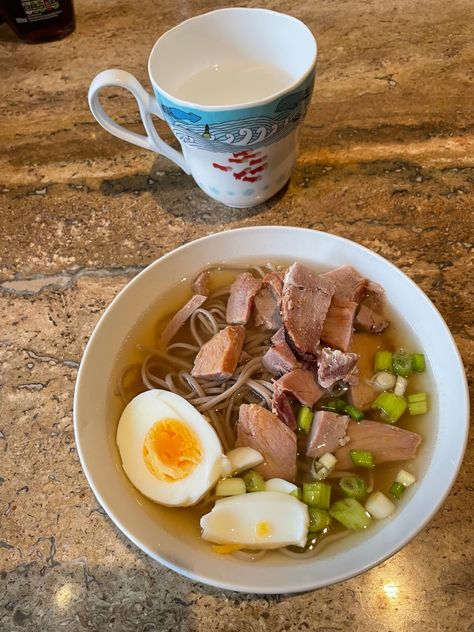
[236,404,297,481]
[274,368,324,408]
[271,388,297,431]
[317,348,359,389]
[354,304,389,334]
[226,272,262,325]
[334,419,422,469]
[321,265,368,303]
[160,294,207,346]
[262,341,300,376]
[281,263,335,358]
[191,325,245,380]
[306,411,350,458]
[321,297,358,351]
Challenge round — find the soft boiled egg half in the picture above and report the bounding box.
[116,389,228,507]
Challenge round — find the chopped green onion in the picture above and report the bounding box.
[395,469,416,487]
[297,406,313,433]
[319,453,337,471]
[319,398,347,413]
[312,453,337,480]
[329,498,371,530]
[242,470,265,492]
[372,391,407,423]
[373,371,396,391]
[350,449,375,469]
[374,350,393,372]
[410,353,426,373]
[302,482,331,509]
[407,392,428,415]
[343,403,365,421]
[308,507,332,532]
[392,350,412,377]
[339,475,367,500]
[389,481,405,500]
[215,478,246,496]
[290,486,302,500]
[365,491,395,519]
[394,376,408,397]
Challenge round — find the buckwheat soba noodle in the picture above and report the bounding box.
[115,261,428,559]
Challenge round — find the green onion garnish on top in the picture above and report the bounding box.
[372,391,407,423]
[339,475,367,500]
[319,399,347,413]
[329,498,371,530]
[302,481,331,509]
[410,353,426,373]
[308,507,332,532]
[350,449,375,468]
[374,350,393,373]
[297,406,313,433]
[407,392,428,415]
[392,350,412,377]
[242,470,265,492]
[343,403,364,421]
[389,481,406,500]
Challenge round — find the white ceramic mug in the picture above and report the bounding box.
[88,8,317,208]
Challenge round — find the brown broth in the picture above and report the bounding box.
[108,260,435,558]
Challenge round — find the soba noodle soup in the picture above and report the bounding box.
[115,261,429,559]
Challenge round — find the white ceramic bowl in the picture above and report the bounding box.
[73,226,469,593]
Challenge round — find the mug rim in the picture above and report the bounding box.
[147,7,317,113]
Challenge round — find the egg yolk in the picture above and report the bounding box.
[256,521,272,538]
[143,418,202,481]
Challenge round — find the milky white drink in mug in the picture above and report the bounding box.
[88,9,317,208]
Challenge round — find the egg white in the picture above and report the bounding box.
[116,389,225,507]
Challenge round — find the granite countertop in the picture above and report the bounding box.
[0,0,472,630]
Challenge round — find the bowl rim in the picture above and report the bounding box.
[73,226,470,593]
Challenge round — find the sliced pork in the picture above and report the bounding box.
[281,263,335,358]
[306,411,350,458]
[334,419,422,469]
[253,287,282,330]
[355,304,389,334]
[271,388,297,431]
[236,404,297,481]
[226,273,262,325]
[262,341,300,376]
[321,297,358,351]
[273,368,324,407]
[191,269,211,296]
[321,265,367,303]
[191,325,245,380]
[160,294,207,346]
[317,348,359,389]
[271,327,286,345]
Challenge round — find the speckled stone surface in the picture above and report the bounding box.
[0,0,473,630]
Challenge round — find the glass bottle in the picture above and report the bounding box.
[0,0,75,43]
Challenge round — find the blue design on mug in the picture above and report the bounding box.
[154,71,315,154]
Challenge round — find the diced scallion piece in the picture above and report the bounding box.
[410,353,426,373]
[290,486,302,501]
[350,449,375,469]
[319,453,337,471]
[343,403,365,421]
[320,399,347,413]
[365,491,395,519]
[265,478,297,494]
[339,475,367,500]
[395,469,416,487]
[242,470,265,492]
[329,498,371,530]
[308,507,332,532]
[372,391,407,423]
[302,482,331,509]
[374,350,393,372]
[297,406,313,433]
[392,350,412,377]
[394,376,408,397]
[407,392,428,415]
[312,453,337,481]
[389,481,405,500]
[215,477,246,497]
[372,371,396,391]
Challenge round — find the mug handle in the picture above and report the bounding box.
[88,69,190,174]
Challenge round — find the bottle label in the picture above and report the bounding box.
[16,0,63,23]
